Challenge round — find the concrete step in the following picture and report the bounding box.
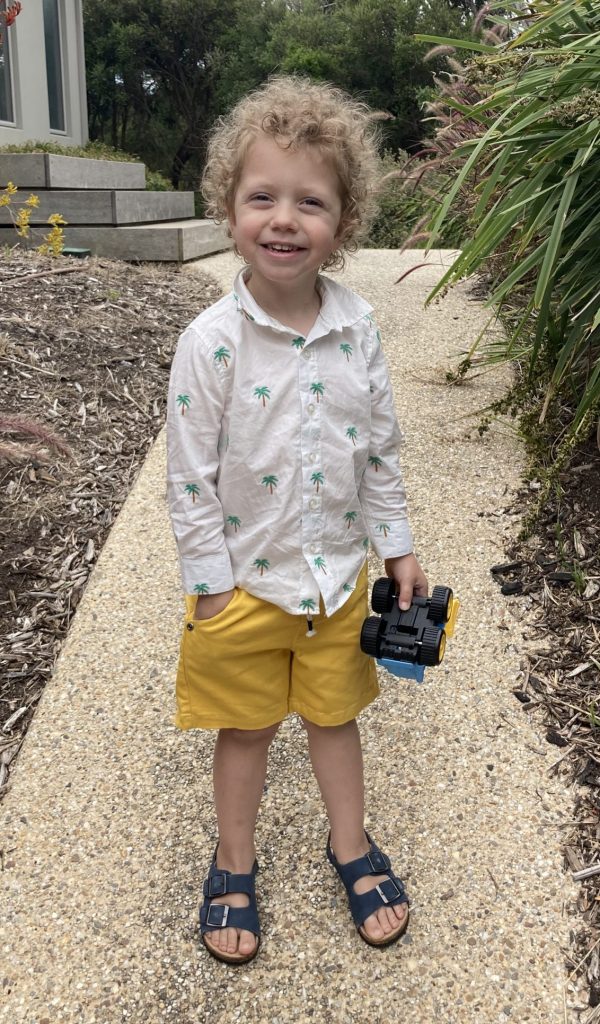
[0,189,195,225]
[0,218,231,262]
[0,153,146,190]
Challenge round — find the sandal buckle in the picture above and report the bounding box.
[205,872,228,898]
[376,879,401,905]
[367,850,390,873]
[205,903,229,928]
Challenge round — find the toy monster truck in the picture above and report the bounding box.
[360,578,459,682]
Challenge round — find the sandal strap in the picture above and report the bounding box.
[326,832,390,888]
[203,870,256,899]
[200,901,260,936]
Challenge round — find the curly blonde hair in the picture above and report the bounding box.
[202,76,381,271]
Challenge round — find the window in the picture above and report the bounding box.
[43,0,65,132]
[0,4,15,124]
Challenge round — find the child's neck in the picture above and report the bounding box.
[245,272,321,339]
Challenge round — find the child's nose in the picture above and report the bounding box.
[269,201,298,231]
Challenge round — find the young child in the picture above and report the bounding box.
[167,76,427,965]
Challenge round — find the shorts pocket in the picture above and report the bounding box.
[184,587,241,630]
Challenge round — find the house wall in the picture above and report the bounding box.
[0,0,88,147]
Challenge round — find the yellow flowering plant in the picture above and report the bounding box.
[1,182,66,254]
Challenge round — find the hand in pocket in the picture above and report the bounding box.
[193,589,235,621]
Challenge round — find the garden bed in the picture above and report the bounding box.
[0,247,219,792]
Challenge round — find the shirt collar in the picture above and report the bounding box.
[232,268,373,336]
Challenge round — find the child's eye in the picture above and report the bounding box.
[302,197,323,208]
[250,193,271,203]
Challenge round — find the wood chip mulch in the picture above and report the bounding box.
[489,438,600,1018]
[0,247,220,795]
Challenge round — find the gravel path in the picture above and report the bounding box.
[0,250,574,1024]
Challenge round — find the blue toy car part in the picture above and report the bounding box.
[360,578,459,682]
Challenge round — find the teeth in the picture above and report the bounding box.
[267,244,298,251]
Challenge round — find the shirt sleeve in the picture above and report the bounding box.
[166,326,234,596]
[358,324,414,560]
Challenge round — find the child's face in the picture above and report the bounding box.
[229,134,343,297]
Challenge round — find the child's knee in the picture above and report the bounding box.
[221,722,281,746]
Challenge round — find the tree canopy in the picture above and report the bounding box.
[83,0,478,187]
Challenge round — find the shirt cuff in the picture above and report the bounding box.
[179,552,234,597]
[368,518,414,560]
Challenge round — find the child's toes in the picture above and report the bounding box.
[224,927,239,955]
[239,929,257,956]
[362,912,385,941]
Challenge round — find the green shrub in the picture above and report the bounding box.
[415,0,600,484]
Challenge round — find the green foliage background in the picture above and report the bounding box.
[416,0,600,488]
[81,0,479,191]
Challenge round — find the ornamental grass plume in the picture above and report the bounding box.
[0,414,72,465]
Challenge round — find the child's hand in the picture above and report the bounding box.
[384,554,428,611]
[193,588,235,620]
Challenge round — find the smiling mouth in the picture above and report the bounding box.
[262,243,305,252]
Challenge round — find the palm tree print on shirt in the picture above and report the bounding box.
[261,475,278,494]
[344,510,357,529]
[346,426,358,445]
[314,556,327,574]
[368,455,383,472]
[254,558,270,576]
[340,343,353,361]
[299,598,317,613]
[310,382,324,403]
[193,583,210,594]
[227,515,241,532]
[185,483,200,503]
[362,537,370,550]
[311,471,324,493]
[343,582,354,593]
[292,336,305,350]
[376,523,391,539]
[254,385,271,407]
[214,346,231,368]
[177,394,190,415]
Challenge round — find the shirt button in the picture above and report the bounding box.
[309,543,318,553]
[309,452,318,463]
[307,403,315,414]
[309,498,319,511]
[303,351,311,360]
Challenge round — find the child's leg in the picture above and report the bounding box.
[302,717,408,943]
[205,723,280,958]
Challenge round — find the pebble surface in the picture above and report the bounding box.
[0,250,574,1024]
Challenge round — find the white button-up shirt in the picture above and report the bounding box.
[167,270,413,616]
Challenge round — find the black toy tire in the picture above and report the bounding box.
[371,577,396,614]
[360,616,382,657]
[419,626,444,666]
[429,586,452,624]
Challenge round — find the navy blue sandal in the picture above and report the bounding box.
[199,849,261,965]
[326,832,410,947]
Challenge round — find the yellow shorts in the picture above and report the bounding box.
[174,563,379,730]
